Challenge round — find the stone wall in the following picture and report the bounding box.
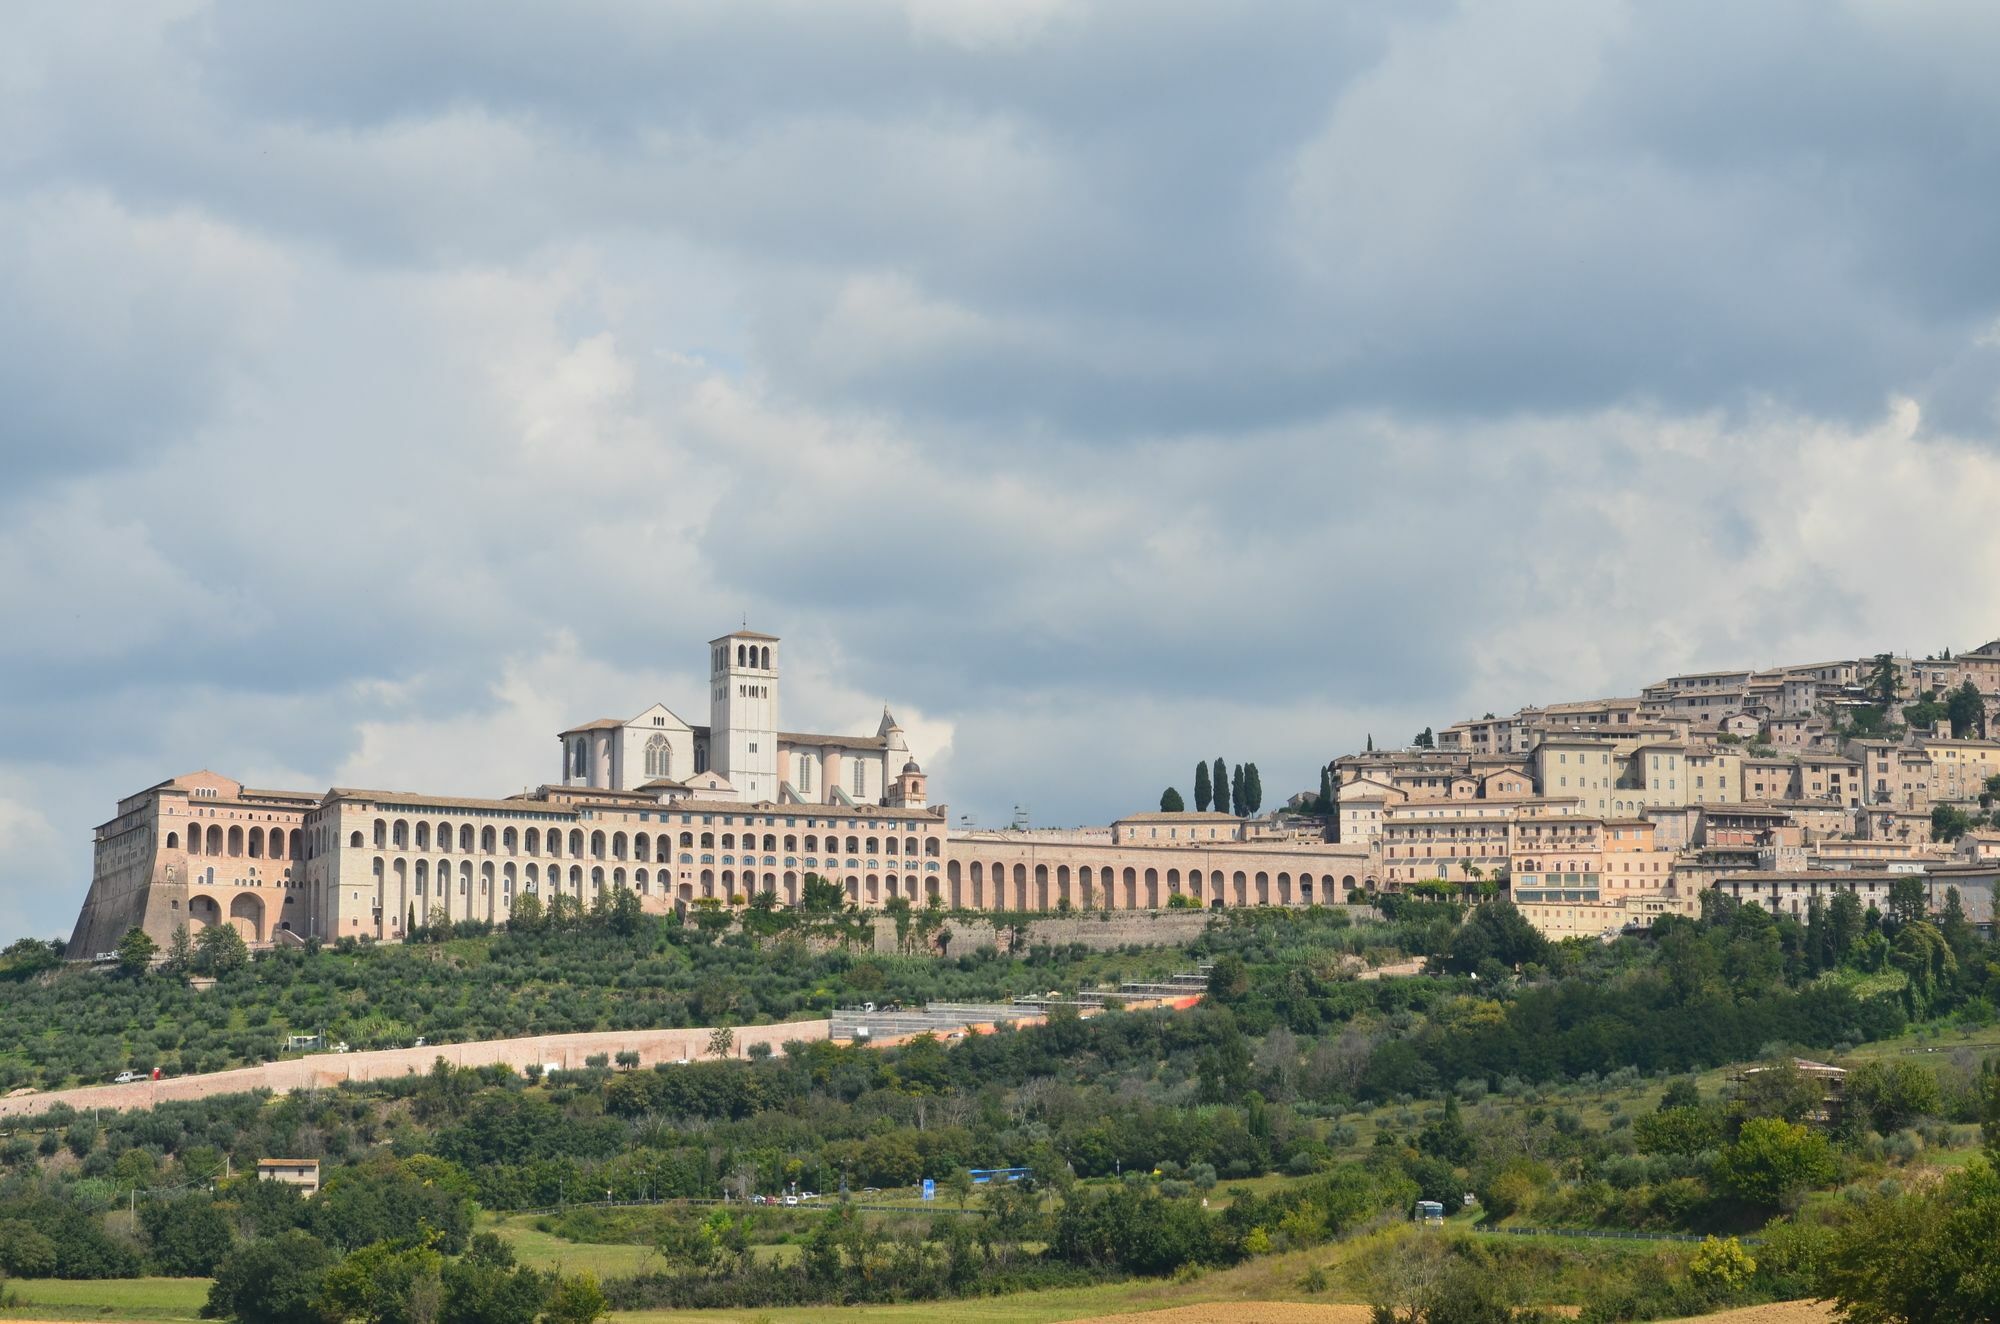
[870,908,1214,955]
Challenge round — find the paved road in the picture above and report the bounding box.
[0,1020,830,1121]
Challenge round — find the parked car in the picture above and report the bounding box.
[113,1071,138,1084]
[783,1195,799,1207]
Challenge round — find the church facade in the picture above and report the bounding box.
[555,631,916,808]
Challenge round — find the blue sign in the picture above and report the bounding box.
[922,1179,935,1201]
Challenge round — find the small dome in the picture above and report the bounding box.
[902,759,922,774]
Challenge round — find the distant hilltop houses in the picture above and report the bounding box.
[66,628,1371,958]
[1328,640,2000,942]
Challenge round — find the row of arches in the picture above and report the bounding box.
[365,857,671,932]
[359,818,942,863]
[172,824,302,861]
[186,891,268,942]
[941,861,1367,911]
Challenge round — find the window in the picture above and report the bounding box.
[853,762,865,796]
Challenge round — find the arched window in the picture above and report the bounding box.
[737,644,747,666]
[525,828,539,854]
[760,646,770,669]
[645,734,672,779]
[721,833,735,849]
[167,830,181,850]
[459,824,474,852]
[503,827,517,855]
[438,822,453,853]
[845,836,859,854]
[248,827,264,858]
[590,830,606,859]
[700,832,715,849]
[680,831,694,848]
[228,825,244,856]
[205,825,222,854]
[481,825,496,852]
[349,830,363,848]
[762,833,776,852]
[568,829,584,856]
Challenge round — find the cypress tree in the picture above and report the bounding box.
[1245,763,1263,815]
[1231,764,1245,816]
[1194,761,1212,812]
[1366,734,1374,753]
[1317,766,1333,815]
[1160,787,1185,813]
[1213,757,1230,816]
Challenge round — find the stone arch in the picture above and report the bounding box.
[1123,866,1138,910]
[227,892,265,942]
[1144,867,1159,909]
[166,830,180,850]
[188,893,222,931]
[228,825,244,856]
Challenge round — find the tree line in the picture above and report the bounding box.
[1161,757,1262,816]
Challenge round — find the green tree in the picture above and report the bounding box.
[194,923,249,975]
[1846,1060,1942,1135]
[1243,763,1263,816]
[1828,890,1863,963]
[508,891,544,933]
[800,874,845,912]
[1316,766,1333,815]
[1889,920,1957,1016]
[140,1198,235,1277]
[1886,876,1928,927]
[1932,804,1974,843]
[1194,761,1212,813]
[1212,757,1230,816]
[1412,727,1435,749]
[315,1240,444,1324]
[1823,1157,2000,1323]
[707,1025,735,1059]
[0,1219,58,1277]
[1160,787,1185,813]
[204,1229,338,1324]
[1687,1236,1757,1296]
[1948,679,1986,739]
[0,936,62,980]
[1713,1118,1835,1211]
[1865,652,1904,711]
[1230,764,1245,817]
[542,1272,607,1324]
[116,926,157,977]
[161,923,194,975]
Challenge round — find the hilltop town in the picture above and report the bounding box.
[1326,642,2000,940]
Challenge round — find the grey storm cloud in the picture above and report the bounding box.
[2,0,2000,939]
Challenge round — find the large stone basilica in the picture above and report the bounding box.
[67,628,1373,957]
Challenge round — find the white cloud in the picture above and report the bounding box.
[4,2,2000,941]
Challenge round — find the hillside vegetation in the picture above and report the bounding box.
[4,896,2000,1320]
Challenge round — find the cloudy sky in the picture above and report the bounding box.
[5,0,2000,940]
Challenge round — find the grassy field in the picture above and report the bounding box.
[0,1277,209,1322]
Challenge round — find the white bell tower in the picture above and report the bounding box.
[709,630,780,802]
